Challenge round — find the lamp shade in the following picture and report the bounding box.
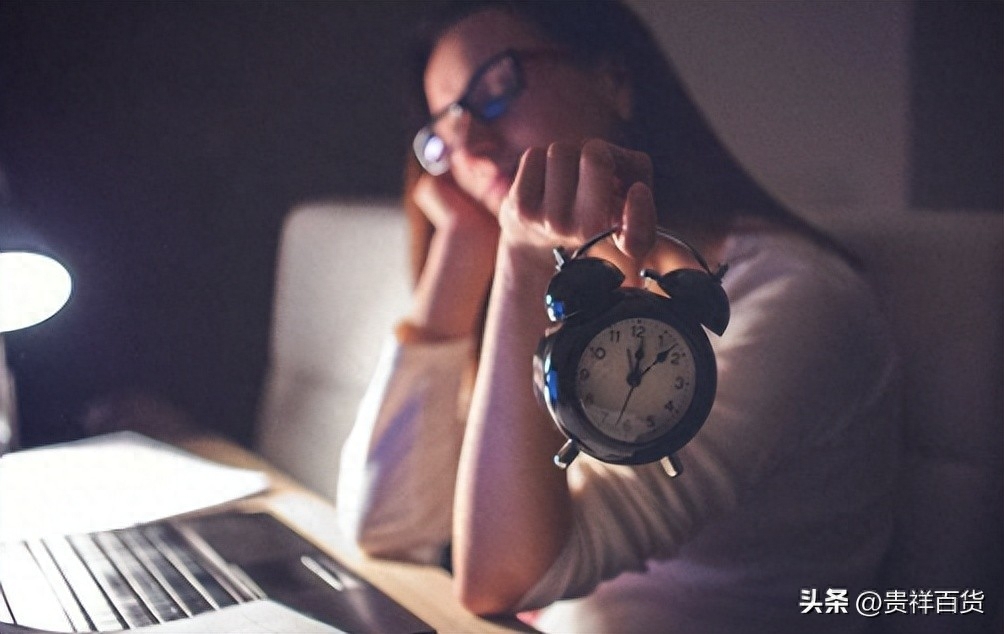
[0,251,72,333]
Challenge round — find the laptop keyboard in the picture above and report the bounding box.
[0,521,259,632]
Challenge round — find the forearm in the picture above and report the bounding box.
[449,141,660,614]
[452,243,572,614]
[408,189,499,340]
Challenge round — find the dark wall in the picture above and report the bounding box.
[0,1,430,446]
[909,0,1004,210]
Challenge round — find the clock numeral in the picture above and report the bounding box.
[669,351,684,365]
[664,400,676,413]
[608,329,621,343]
[589,346,607,359]
[582,392,594,406]
[579,368,591,381]
[673,376,686,389]
[658,332,680,348]
[631,324,646,338]
[645,415,656,428]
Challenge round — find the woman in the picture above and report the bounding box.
[337,2,900,632]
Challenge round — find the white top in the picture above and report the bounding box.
[336,228,901,634]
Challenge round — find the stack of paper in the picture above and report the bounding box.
[0,431,270,542]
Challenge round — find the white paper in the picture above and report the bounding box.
[125,600,346,633]
[0,431,270,542]
[0,600,346,634]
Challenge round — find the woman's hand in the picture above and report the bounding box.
[413,172,499,235]
[498,139,658,280]
[407,173,500,341]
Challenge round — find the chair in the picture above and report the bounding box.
[255,199,411,502]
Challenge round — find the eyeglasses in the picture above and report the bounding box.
[413,48,557,176]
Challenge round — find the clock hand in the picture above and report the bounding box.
[639,345,679,379]
[615,384,636,427]
[626,338,645,386]
[617,338,647,426]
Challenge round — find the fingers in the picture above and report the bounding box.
[510,147,546,225]
[575,141,619,239]
[602,141,653,190]
[413,172,496,231]
[616,181,657,262]
[542,143,580,235]
[504,139,657,264]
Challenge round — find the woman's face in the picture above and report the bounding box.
[424,9,628,214]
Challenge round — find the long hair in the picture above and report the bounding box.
[402,0,848,284]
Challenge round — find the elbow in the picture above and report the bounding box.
[452,564,537,616]
[454,582,525,617]
[449,520,571,616]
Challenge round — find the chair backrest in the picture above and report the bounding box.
[809,208,1003,633]
[256,200,410,502]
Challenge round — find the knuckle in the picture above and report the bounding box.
[523,145,547,164]
[546,141,579,161]
[544,213,573,236]
[579,140,615,173]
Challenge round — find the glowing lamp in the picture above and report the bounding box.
[0,251,72,333]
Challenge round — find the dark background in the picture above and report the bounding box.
[0,1,433,447]
[1,1,1001,449]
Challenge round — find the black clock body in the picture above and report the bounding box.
[535,286,718,466]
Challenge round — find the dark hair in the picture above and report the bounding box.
[404,0,851,269]
[409,1,794,234]
[401,0,853,372]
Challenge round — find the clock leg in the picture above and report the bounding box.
[660,454,682,477]
[554,440,580,470]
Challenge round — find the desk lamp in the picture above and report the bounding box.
[0,251,73,453]
[0,251,72,333]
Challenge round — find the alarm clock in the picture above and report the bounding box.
[533,227,729,477]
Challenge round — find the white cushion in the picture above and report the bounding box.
[256,200,410,501]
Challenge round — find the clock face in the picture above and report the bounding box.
[574,317,698,444]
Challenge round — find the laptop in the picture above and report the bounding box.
[0,508,434,633]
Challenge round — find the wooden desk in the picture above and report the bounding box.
[179,435,533,633]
